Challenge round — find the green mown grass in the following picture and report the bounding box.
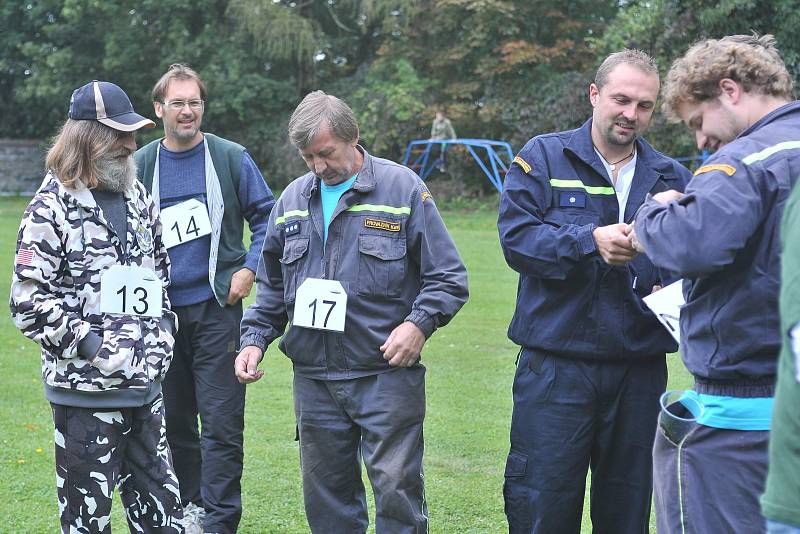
[0,196,691,532]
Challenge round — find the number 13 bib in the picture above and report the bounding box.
[100,265,163,317]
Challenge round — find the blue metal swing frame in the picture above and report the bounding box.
[402,138,514,192]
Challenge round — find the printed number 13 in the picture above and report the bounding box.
[308,299,337,328]
[116,285,149,315]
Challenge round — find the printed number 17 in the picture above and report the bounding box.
[308,299,337,328]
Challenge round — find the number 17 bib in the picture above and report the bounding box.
[293,278,347,332]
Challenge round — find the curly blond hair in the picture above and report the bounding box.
[662,34,793,122]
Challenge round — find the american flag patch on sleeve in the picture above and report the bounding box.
[15,248,36,266]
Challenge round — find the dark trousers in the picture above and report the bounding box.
[503,349,666,534]
[653,411,769,534]
[164,298,244,534]
[294,367,428,534]
[51,395,183,533]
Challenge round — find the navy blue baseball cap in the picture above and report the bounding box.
[68,80,155,131]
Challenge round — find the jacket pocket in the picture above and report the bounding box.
[543,209,599,229]
[357,234,406,298]
[145,320,175,383]
[281,237,309,303]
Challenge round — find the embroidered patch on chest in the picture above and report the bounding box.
[136,223,154,254]
[364,218,401,232]
[284,221,301,237]
[558,191,586,208]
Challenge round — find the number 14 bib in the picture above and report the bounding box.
[100,265,163,317]
[160,199,212,249]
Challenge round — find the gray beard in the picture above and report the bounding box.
[96,153,137,192]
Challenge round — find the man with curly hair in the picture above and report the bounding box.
[630,34,799,533]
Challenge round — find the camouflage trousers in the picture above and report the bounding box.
[51,394,184,533]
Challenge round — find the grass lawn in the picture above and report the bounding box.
[0,195,691,532]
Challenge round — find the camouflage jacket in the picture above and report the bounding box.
[10,172,176,406]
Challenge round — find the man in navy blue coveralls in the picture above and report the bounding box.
[498,50,691,533]
[631,34,799,534]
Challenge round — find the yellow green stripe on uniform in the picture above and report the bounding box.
[742,140,800,165]
[275,209,309,225]
[346,204,411,215]
[549,179,615,195]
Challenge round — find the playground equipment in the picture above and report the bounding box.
[402,138,514,192]
[402,138,708,193]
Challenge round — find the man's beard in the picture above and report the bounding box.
[96,152,137,192]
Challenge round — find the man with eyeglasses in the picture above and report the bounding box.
[136,63,275,534]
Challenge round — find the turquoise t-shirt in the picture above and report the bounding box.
[320,175,357,245]
[682,390,773,431]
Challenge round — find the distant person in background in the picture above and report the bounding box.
[10,80,183,532]
[630,34,799,534]
[136,63,275,534]
[430,110,456,172]
[498,49,690,534]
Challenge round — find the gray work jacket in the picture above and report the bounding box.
[240,148,468,379]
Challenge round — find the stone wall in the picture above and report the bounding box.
[0,139,46,195]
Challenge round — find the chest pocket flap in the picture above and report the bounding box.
[280,237,309,303]
[358,234,406,260]
[357,234,406,298]
[281,237,309,265]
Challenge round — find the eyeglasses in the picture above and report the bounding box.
[161,99,204,111]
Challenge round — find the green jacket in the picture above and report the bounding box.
[761,182,800,527]
[136,134,247,306]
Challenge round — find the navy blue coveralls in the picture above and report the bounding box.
[498,120,690,534]
[635,101,800,534]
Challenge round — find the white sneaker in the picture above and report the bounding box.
[181,502,206,534]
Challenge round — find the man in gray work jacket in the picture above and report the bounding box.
[236,90,468,533]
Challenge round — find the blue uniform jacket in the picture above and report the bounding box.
[635,102,800,391]
[498,120,691,361]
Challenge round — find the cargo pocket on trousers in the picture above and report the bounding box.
[503,450,532,530]
[504,450,528,479]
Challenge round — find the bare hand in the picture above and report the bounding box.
[651,285,663,294]
[227,268,255,305]
[652,190,684,204]
[380,322,426,367]
[593,223,637,265]
[234,345,264,384]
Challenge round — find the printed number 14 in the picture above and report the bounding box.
[171,216,200,243]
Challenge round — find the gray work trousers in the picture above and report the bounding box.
[294,366,428,534]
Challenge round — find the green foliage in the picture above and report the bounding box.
[349,58,431,156]
[2,0,800,188]
[595,0,800,157]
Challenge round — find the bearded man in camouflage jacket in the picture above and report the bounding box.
[10,81,184,533]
